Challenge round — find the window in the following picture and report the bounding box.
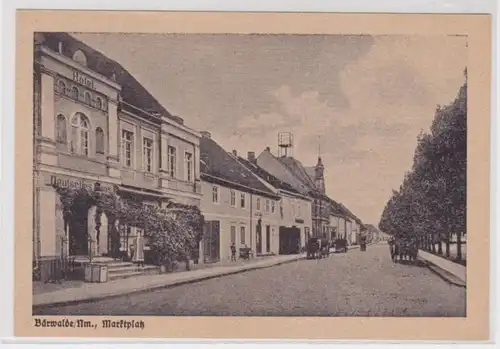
[184,152,193,181]
[240,226,246,245]
[212,186,219,203]
[95,97,103,110]
[256,198,261,211]
[71,86,79,100]
[265,199,270,213]
[240,193,246,209]
[271,201,276,213]
[73,50,88,66]
[56,114,67,143]
[70,113,89,156]
[95,127,105,154]
[143,137,154,172]
[230,226,236,244]
[119,225,132,252]
[84,92,92,105]
[167,146,176,177]
[230,190,236,207]
[297,202,301,217]
[57,80,66,94]
[121,130,134,167]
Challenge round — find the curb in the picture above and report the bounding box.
[418,256,466,288]
[33,255,307,311]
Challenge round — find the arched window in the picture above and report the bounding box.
[56,114,67,143]
[71,86,79,100]
[72,50,88,66]
[57,80,66,94]
[84,92,92,105]
[95,127,105,154]
[70,112,89,156]
[95,97,103,110]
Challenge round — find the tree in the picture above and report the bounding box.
[51,183,204,270]
[379,74,466,262]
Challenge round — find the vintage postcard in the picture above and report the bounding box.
[15,11,491,340]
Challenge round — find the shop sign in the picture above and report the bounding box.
[47,174,113,193]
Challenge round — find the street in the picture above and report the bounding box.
[36,244,466,317]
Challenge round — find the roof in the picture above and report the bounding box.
[338,202,364,227]
[38,32,184,124]
[326,197,349,217]
[237,157,307,198]
[364,224,380,232]
[278,157,317,188]
[200,137,278,198]
[304,166,316,183]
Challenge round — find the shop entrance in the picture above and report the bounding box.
[68,200,90,256]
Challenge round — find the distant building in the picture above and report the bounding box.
[238,152,313,253]
[256,148,331,239]
[199,133,280,262]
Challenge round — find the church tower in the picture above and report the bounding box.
[314,156,325,194]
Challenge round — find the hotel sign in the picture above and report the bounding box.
[45,173,113,193]
[73,71,95,90]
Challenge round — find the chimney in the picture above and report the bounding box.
[232,150,237,156]
[58,41,63,54]
[201,131,211,139]
[265,146,270,152]
[248,151,256,163]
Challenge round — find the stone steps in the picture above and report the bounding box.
[71,255,160,281]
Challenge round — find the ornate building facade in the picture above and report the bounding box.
[33,33,202,280]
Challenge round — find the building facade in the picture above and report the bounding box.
[256,148,330,239]
[33,33,202,280]
[238,153,313,253]
[200,134,281,262]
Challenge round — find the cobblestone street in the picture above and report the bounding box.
[37,244,466,317]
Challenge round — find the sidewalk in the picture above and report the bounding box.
[33,253,307,309]
[418,249,466,287]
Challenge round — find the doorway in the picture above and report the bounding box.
[265,225,271,253]
[203,220,220,263]
[256,224,262,254]
[69,215,89,255]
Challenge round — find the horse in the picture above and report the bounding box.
[390,238,418,263]
[306,238,322,260]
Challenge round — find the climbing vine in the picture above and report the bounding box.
[51,182,204,269]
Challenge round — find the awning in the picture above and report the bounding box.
[117,185,166,199]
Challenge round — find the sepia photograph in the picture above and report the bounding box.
[32,31,467,317]
[13,11,491,340]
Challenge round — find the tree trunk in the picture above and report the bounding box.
[445,232,451,258]
[437,234,443,255]
[431,233,436,253]
[456,231,462,261]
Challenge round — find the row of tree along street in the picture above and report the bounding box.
[379,70,467,264]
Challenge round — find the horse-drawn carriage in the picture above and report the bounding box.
[306,237,330,259]
[333,238,348,253]
[389,237,418,263]
[359,235,367,252]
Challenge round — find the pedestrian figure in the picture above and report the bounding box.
[129,244,135,262]
[230,242,236,262]
[132,231,145,267]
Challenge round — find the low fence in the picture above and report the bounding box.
[33,256,81,283]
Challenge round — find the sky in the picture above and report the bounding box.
[74,33,467,226]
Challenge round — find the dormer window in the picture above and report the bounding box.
[73,50,88,66]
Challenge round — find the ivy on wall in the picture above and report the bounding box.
[51,182,204,268]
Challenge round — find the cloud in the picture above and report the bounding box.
[73,33,466,225]
[237,112,286,130]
